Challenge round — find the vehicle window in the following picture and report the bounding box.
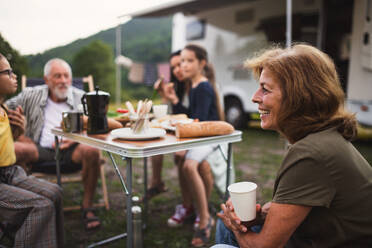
[186,20,206,40]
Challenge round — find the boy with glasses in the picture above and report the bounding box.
[0,68,14,77]
[0,53,64,247]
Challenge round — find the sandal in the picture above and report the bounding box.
[145,182,168,200]
[82,208,101,231]
[191,217,214,247]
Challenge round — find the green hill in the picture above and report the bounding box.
[26,17,172,77]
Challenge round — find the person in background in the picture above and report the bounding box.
[115,50,208,227]
[213,44,372,247]
[6,58,102,231]
[0,53,64,247]
[151,50,211,230]
[116,49,235,239]
[163,44,225,247]
[147,50,188,199]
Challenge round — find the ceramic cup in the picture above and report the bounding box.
[152,104,168,119]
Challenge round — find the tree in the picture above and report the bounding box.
[73,40,115,94]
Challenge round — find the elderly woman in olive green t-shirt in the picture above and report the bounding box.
[214,44,372,248]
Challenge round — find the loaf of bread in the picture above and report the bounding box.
[175,121,234,138]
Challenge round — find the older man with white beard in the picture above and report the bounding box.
[6,58,102,231]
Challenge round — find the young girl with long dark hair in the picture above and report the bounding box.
[164,44,224,247]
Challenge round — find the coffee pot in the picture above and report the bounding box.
[81,86,110,134]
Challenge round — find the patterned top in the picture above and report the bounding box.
[5,85,84,143]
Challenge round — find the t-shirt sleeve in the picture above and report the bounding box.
[273,155,336,208]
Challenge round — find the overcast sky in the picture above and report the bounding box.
[0,0,177,55]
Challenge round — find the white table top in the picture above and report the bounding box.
[51,128,242,158]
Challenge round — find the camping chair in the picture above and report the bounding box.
[20,75,110,211]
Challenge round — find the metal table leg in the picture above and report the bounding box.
[126,157,133,248]
[225,143,233,201]
[54,136,61,186]
[87,233,127,248]
[143,157,148,228]
[87,153,133,248]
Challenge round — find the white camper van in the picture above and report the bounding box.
[125,0,372,129]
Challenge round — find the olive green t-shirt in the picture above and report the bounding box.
[273,128,372,247]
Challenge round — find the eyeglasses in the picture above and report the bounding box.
[0,69,14,78]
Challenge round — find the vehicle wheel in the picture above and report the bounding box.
[225,98,247,129]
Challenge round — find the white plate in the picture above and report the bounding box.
[111,128,166,140]
[160,119,193,131]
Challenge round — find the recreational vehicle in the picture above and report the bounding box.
[123,0,372,129]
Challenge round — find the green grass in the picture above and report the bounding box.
[57,127,372,247]
[0,125,370,247]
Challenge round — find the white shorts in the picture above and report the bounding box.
[185,145,218,163]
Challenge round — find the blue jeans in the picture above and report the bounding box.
[213,218,262,248]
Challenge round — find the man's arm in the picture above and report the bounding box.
[219,201,311,248]
[5,90,26,110]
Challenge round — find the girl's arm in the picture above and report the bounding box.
[172,101,189,115]
[165,83,190,115]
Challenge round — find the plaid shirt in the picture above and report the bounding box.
[5,85,84,144]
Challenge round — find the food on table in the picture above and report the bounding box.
[116,108,128,113]
[156,114,188,123]
[175,121,234,138]
[149,114,192,130]
[152,77,165,99]
[114,113,130,126]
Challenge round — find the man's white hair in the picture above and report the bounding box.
[43,58,72,78]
